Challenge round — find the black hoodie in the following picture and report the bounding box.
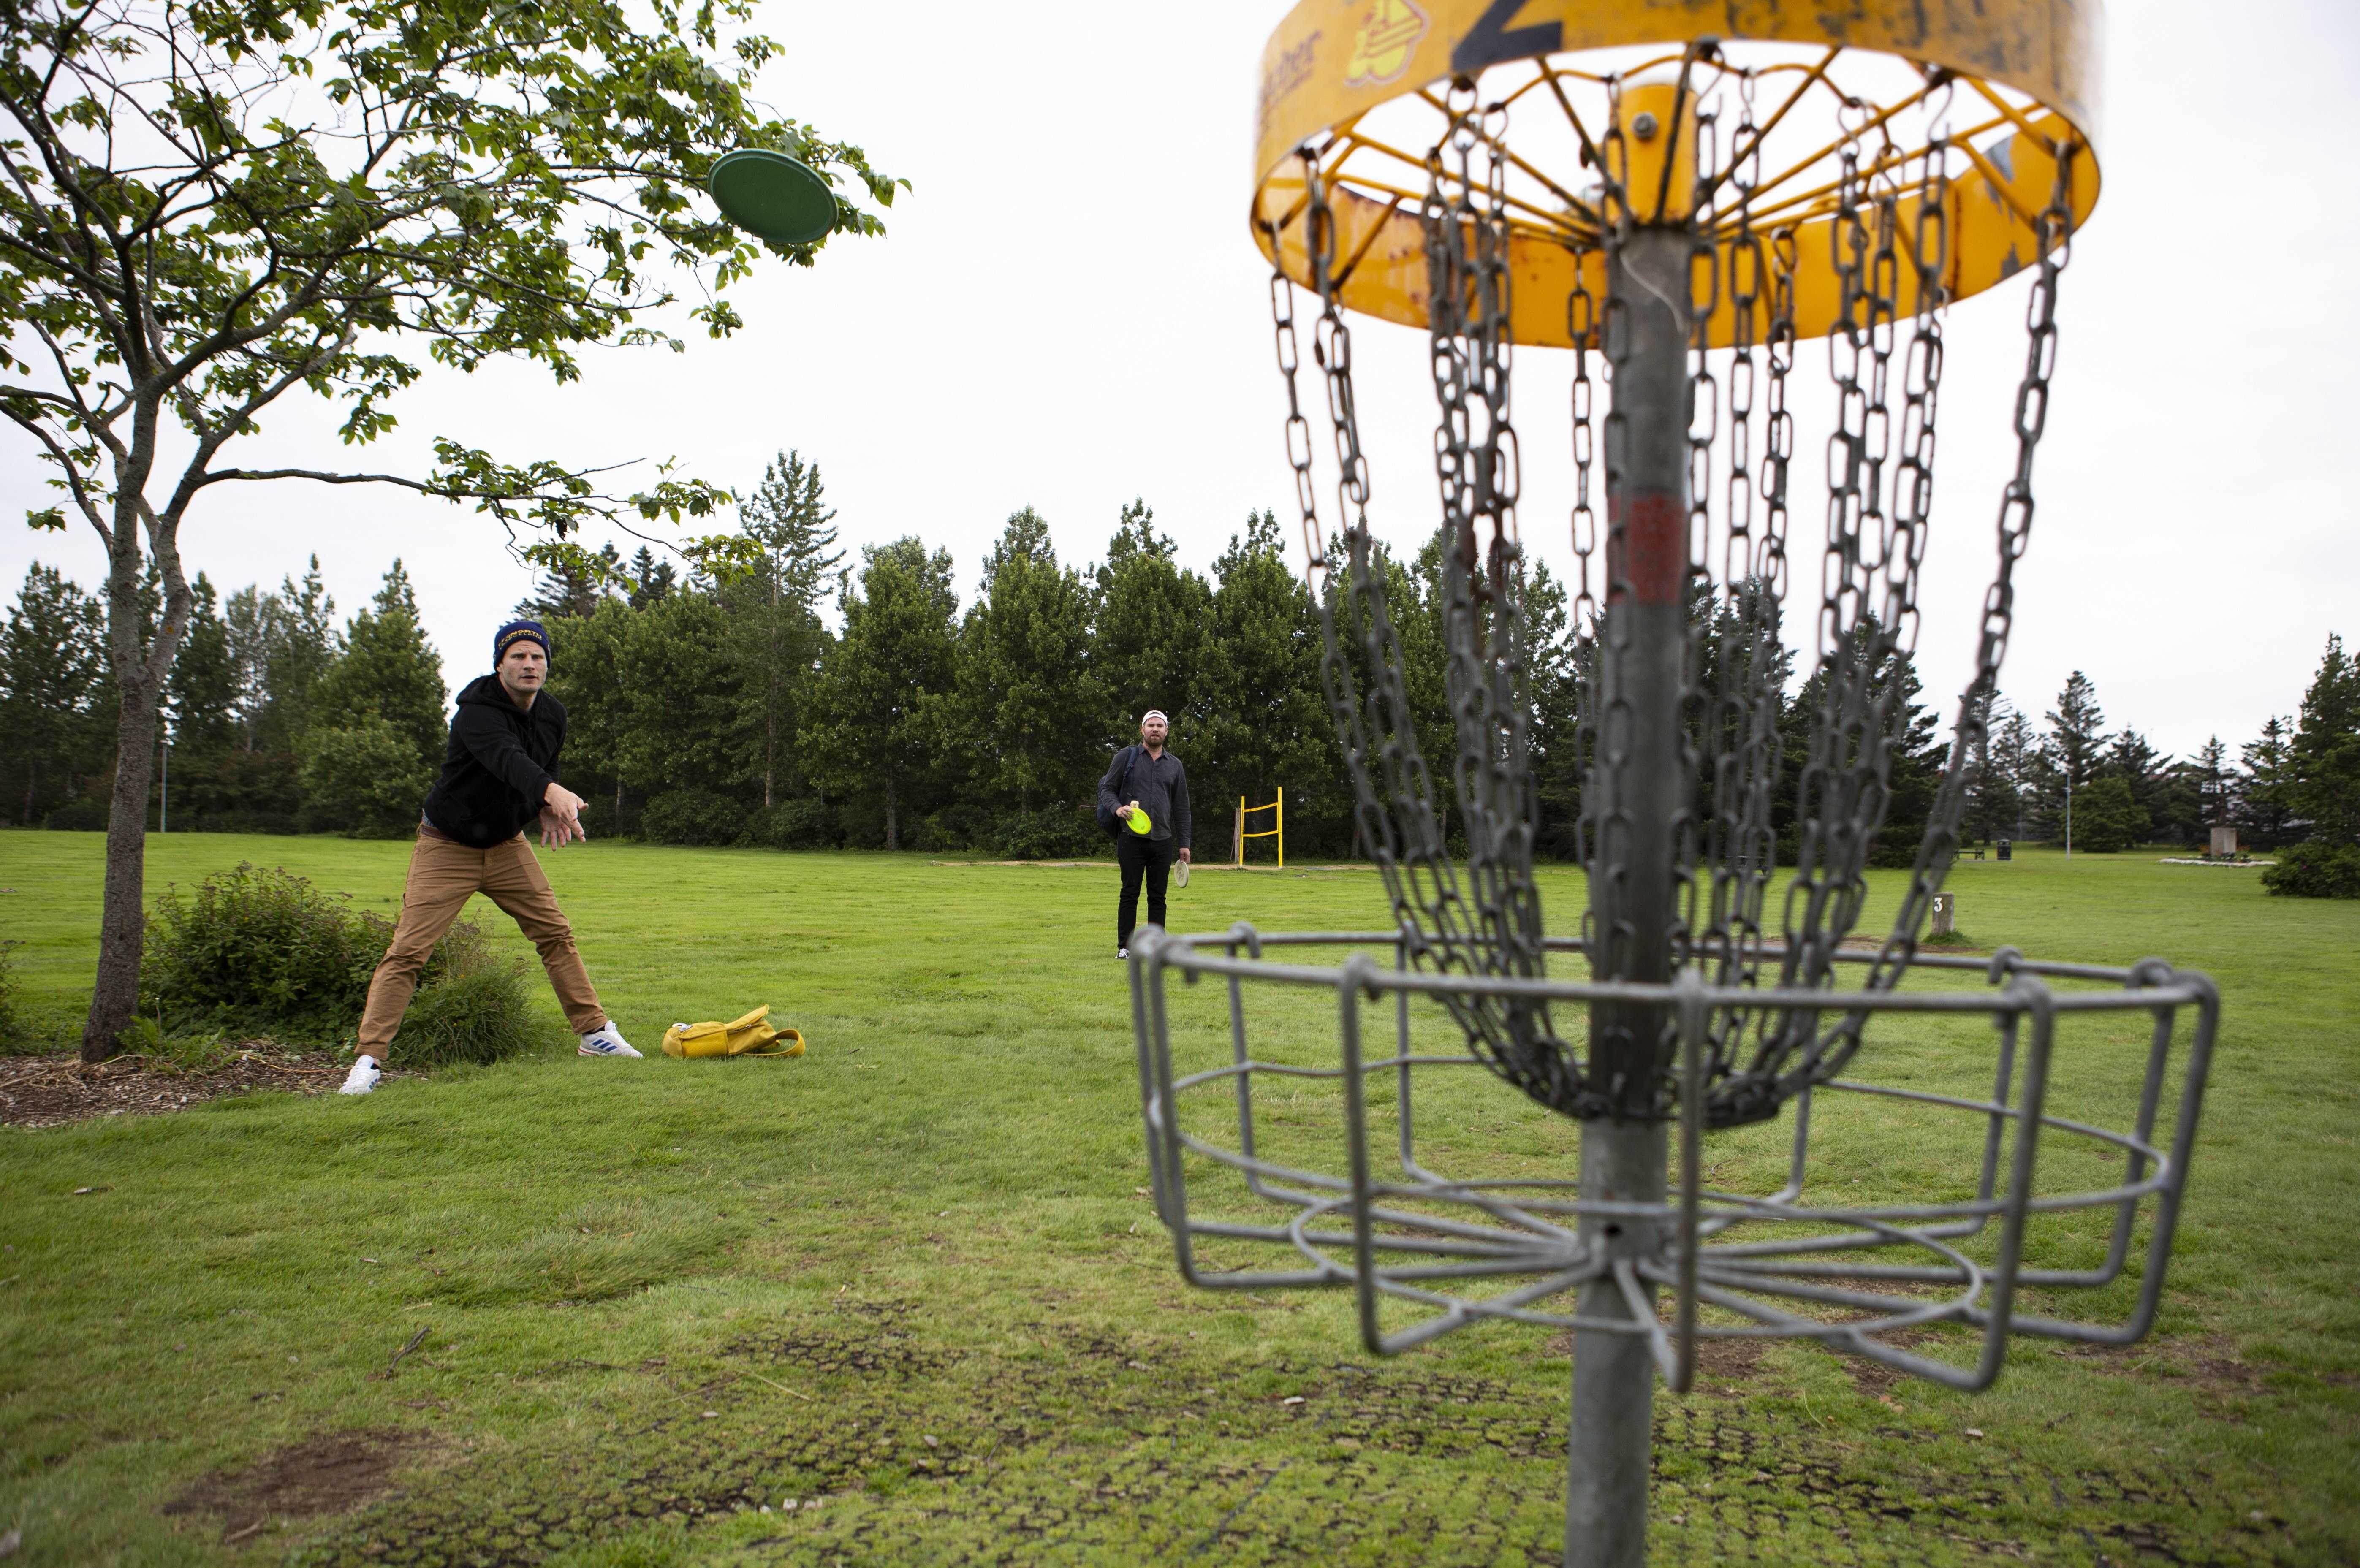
[421,674,568,847]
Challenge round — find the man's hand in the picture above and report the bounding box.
[1178,847,1191,864]
[539,808,587,848]
[1115,803,1135,822]
[543,781,587,825]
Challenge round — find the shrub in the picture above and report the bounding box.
[2261,841,2360,899]
[763,797,841,851]
[143,863,379,1032]
[301,716,435,838]
[44,800,105,831]
[641,788,752,847]
[0,939,30,1054]
[388,920,545,1068]
[141,863,543,1065]
[992,805,1104,861]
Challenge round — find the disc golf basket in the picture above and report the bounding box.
[1126,4,2219,1565]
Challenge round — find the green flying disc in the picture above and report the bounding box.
[708,148,835,246]
[1127,808,1153,836]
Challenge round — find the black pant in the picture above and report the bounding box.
[1117,835,1176,951]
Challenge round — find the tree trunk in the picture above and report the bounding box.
[884,765,899,853]
[84,677,160,1059]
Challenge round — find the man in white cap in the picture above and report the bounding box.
[1097,709,1192,959]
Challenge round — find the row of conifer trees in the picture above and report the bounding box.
[1,451,2345,865]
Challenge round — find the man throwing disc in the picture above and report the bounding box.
[340,619,638,1095]
[1099,709,1191,960]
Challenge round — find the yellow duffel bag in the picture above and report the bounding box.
[661,1005,806,1060]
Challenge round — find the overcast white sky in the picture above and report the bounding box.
[4,0,2354,761]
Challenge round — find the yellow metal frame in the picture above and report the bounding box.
[1250,0,2103,347]
[1237,792,1285,870]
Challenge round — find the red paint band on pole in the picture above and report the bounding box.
[1609,491,1685,605]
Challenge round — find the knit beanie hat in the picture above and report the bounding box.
[494,619,550,665]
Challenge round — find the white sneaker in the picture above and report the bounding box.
[1117,947,1129,960]
[340,1055,382,1096]
[578,1025,642,1058]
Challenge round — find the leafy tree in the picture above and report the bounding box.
[0,0,900,1056]
[807,539,959,851]
[956,508,1103,817]
[0,563,106,824]
[2289,634,2360,850]
[731,450,843,807]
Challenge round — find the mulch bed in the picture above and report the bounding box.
[0,1046,384,1129]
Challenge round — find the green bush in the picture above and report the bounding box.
[141,862,545,1065]
[301,716,435,838]
[143,863,380,1032]
[44,800,105,831]
[641,788,752,847]
[992,806,1104,860]
[0,938,30,1054]
[2261,841,2360,899]
[763,797,841,850]
[387,920,545,1068]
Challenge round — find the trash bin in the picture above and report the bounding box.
[1996,839,2012,862]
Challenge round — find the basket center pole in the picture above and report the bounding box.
[1568,220,1692,1568]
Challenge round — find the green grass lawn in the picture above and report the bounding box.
[0,833,2355,1565]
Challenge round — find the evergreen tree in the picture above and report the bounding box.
[2237,716,2300,849]
[627,546,678,609]
[519,542,621,620]
[544,598,635,823]
[1199,511,1331,856]
[731,450,844,807]
[2031,670,2108,841]
[2098,727,2164,847]
[611,591,753,802]
[306,562,449,832]
[1987,707,2036,840]
[2070,774,2146,853]
[956,508,1103,817]
[166,575,239,757]
[253,557,338,757]
[1095,499,1213,747]
[1963,694,2026,845]
[2191,736,2235,836]
[806,539,960,851]
[2289,634,2360,849]
[0,564,108,825]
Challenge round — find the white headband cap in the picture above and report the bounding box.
[1141,709,1169,725]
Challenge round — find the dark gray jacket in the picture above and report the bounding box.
[1098,744,1190,848]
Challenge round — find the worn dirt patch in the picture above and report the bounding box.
[2057,1332,2270,1401]
[1541,1330,1766,1389]
[0,1047,382,1129]
[165,1427,425,1543]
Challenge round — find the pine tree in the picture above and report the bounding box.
[1963,694,2026,845]
[956,508,1103,817]
[627,546,677,609]
[806,539,960,851]
[0,564,108,825]
[519,542,620,620]
[1095,499,1213,748]
[305,562,450,832]
[2237,717,2299,849]
[1200,511,1331,857]
[2289,634,2360,849]
[2099,727,2164,848]
[166,575,239,757]
[731,450,844,807]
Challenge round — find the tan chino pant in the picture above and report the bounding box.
[356,826,607,1056]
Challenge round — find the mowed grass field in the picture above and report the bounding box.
[0,832,2355,1566]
